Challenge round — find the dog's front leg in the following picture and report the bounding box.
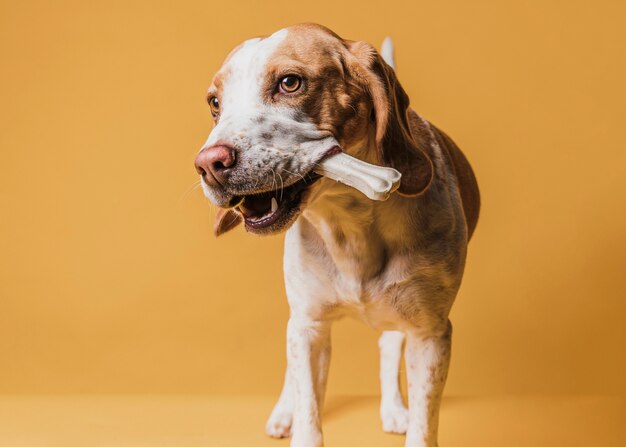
[379,330,409,434]
[404,321,452,447]
[287,316,331,447]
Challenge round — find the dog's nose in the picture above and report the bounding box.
[195,145,237,186]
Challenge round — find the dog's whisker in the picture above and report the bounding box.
[178,179,203,205]
[278,172,284,201]
[252,174,261,190]
[270,168,277,194]
[282,168,306,183]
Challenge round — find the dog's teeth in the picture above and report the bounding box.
[271,197,278,213]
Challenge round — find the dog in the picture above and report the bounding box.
[195,23,480,447]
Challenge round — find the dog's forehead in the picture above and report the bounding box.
[213,25,343,89]
[230,29,286,68]
[214,29,288,90]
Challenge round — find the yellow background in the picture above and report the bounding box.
[1,0,625,405]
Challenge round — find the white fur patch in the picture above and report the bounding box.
[205,29,287,148]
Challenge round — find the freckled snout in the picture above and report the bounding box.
[195,145,237,186]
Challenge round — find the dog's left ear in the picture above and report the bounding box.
[348,41,433,196]
[214,208,242,237]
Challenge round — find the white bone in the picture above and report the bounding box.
[314,152,402,201]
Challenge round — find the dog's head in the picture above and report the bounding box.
[196,24,433,236]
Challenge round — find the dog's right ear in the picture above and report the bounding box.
[214,208,242,237]
[347,41,434,196]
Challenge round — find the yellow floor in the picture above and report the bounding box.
[0,394,623,447]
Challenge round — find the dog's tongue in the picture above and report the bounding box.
[239,193,272,218]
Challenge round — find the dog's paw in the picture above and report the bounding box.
[381,403,409,434]
[266,408,293,438]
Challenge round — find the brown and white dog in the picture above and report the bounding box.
[195,23,480,447]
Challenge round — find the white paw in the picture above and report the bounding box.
[381,404,409,434]
[266,408,293,438]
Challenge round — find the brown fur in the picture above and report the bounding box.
[429,124,480,240]
[266,26,435,196]
[347,41,434,196]
[266,25,371,150]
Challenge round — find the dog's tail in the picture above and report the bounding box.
[381,37,396,70]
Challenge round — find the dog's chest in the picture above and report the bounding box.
[287,216,410,329]
[324,240,409,326]
[331,278,404,329]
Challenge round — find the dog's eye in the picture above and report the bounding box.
[209,96,220,115]
[279,76,302,94]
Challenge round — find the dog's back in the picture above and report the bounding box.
[429,124,480,240]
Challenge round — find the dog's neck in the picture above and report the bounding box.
[299,134,410,281]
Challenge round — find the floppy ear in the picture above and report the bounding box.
[348,42,433,196]
[214,208,242,237]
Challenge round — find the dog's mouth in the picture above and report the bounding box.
[233,171,322,233]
